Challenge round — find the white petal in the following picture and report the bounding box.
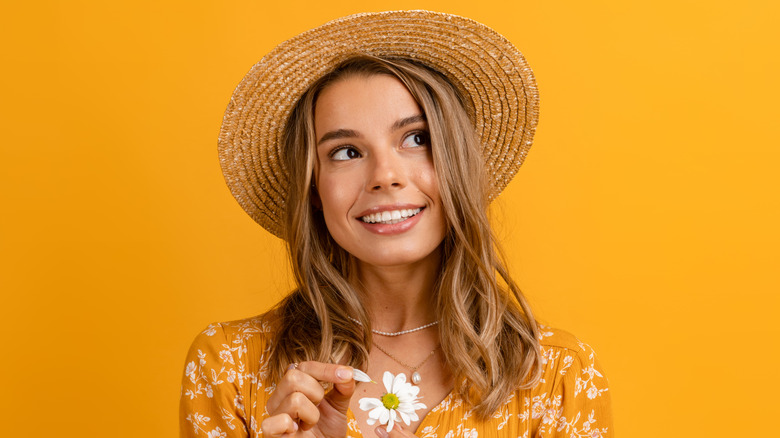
[382,371,394,392]
[394,382,410,396]
[398,403,418,418]
[398,404,420,420]
[369,406,386,422]
[359,397,382,411]
[397,391,416,403]
[398,409,411,425]
[397,402,414,411]
[352,368,374,383]
[387,411,397,432]
[391,373,407,393]
[379,408,390,425]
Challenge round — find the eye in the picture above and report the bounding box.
[330,146,362,161]
[401,131,430,149]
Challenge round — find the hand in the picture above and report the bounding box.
[261,361,356,438]
[374,423,417,438]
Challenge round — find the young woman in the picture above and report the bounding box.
[181,11,612,438]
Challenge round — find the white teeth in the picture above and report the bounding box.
[360,208,422,224]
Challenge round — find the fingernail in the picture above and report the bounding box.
[292,422,299,432]
[336,368,352,381]
[375,427,389,438]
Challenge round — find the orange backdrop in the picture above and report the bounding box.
[2,0,778,436]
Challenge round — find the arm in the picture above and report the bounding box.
[180,324,249,437]
[536,342,613,437]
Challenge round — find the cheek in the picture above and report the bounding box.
[318,175,356,220]
[417,163,441,201]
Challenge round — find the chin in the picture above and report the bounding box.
[353,246,442,269]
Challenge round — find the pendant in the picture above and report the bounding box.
[412,371,421,384]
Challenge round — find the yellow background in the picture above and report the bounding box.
[2,0,778,436]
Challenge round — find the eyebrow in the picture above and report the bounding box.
[391,114,427,131]
[317,128,361,146]
[316,114,427,146]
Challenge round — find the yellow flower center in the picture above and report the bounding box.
[381,393,400,410]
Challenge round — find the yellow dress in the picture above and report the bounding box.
[180,317,612,437]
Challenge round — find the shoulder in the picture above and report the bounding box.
[534,324,610,400]
[198,315,272,341]
[537,324,600,363]
[181,315,275,393]
[184,315,273,367]
[535,325,609,393]
[510,326,612,435]
[181,315,275,436]
[191,315,270,341]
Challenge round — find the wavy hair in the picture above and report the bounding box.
[266,56,542,420]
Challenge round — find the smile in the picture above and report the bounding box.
[359,208,423,225]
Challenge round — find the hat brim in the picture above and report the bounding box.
[218,10,539,238]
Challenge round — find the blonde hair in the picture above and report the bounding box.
[267,56,541,420]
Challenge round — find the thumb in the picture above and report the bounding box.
[323,366,356,414]
[375,424,416,438]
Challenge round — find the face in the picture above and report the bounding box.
[313,74,446,269]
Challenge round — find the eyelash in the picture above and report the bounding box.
[329,146,361,161]
[327,130,430,161]
[402,131,430,148]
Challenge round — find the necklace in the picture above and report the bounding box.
[373,341,440,384]
[348,316,440,336]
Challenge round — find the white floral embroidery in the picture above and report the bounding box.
[202,325,217,336]
[419,424,439,438]
[574,361,608,400]
[219,349,235,364]
[555,409,609,437]
[186,361,197,382]
[560,355,574,375]
[206,427,226,438]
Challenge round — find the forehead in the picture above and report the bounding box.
[313,74,422,135]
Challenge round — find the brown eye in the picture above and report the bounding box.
[331,146,361,161]
[402,132,429,148]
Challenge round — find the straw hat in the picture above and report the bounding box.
[219,10,539,238]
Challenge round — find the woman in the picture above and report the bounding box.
[181,10,612,438]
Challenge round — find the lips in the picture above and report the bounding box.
[359,207,423,225]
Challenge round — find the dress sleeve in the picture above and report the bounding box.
[180,323,250,437]
[537,343,613,437]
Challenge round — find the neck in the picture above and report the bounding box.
[355,250,440,333]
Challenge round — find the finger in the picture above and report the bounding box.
[296,361,355,385]
[275,391,321,428]
[266,368,326,414]
[261,413,298,438]
[375,423,416,438]
[323,374,356,414]
[294,361,356,414]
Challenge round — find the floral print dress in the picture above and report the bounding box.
[180,317,612,438]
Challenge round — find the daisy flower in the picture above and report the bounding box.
[358,371,426,432]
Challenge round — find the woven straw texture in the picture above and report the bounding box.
[218,10,539,238]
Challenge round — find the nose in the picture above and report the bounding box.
[367,149,407,192]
